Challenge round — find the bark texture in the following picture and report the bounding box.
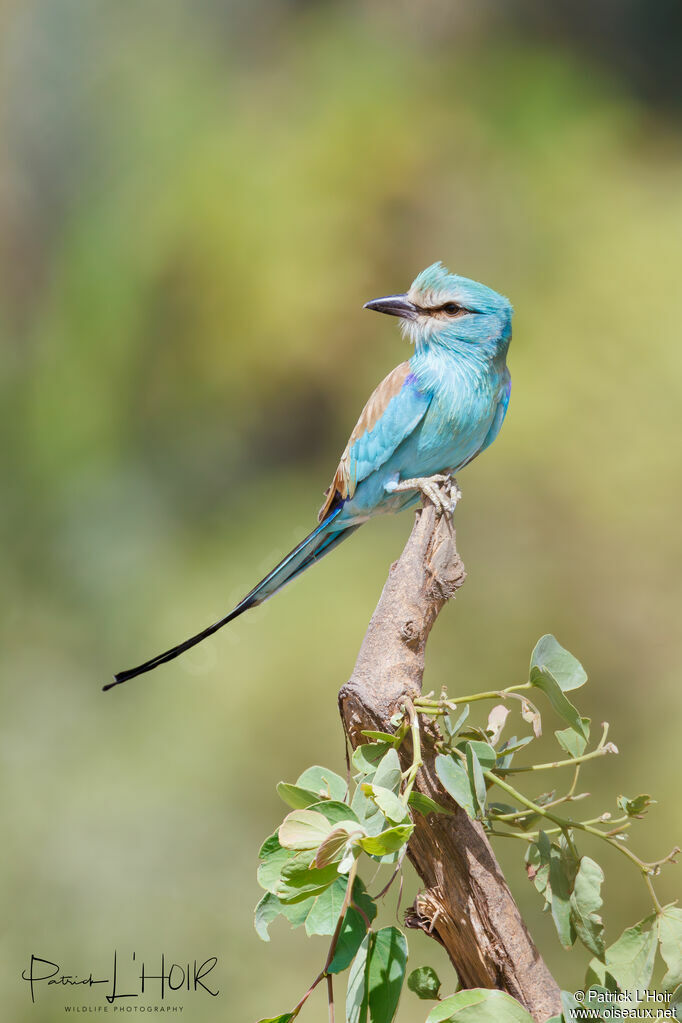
[338,486,562,1023]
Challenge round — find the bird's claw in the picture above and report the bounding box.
[389,474,461,517]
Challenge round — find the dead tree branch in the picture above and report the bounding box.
[338,483,562,1022]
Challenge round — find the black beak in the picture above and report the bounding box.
[363,294,419,320]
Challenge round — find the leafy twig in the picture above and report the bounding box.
[481,761,673,911]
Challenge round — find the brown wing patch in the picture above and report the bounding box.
[318,361,412,521]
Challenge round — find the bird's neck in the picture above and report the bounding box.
[411,337,505,396]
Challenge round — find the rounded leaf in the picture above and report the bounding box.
[296,765,348,802]
[530,635,588,691]
[278,809,333,850]
[426,988,534,1022]
[407,965,442,1000]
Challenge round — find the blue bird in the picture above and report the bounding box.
[106,263,512,690]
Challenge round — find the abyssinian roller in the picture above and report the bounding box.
[106,262,512,690]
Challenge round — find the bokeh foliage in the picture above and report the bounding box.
[1,2,681,1021]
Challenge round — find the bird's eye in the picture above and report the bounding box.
[441,302,462,315]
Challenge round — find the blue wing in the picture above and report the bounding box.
[319,362,431,520]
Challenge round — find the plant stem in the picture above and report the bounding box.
[327,974,335,1023]
[644,874,663,915]
[567,765,581,799]
[488,815,631,841]
[372,849,407,901]
[291,971,325,1018]
[490,790,589,822]
[289,860,360,1019]
[501,745,613,774]
[401,703,423,804]
[324,860,359,972]
[487,829,534,842]
[416,682,531,709]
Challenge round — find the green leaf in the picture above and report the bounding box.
[560,991,594,1023]
[584,988,612,1018]
[304,876,348,936]
[617,794,656,819]
[408,791,454,817]
[526,831,579,949]
[458,726,493,743]
[495,734,534,770]
[296,765,348,802]
[597,972,619,994]
[530,635,588,691]
[555,720,591,758]
[257,833,294,893]
[352,742,392,776]
[255,870,375,944]
[351,784,383,833]
[328,879,377,974]
[529,669,587,738]
[516,812,541,832]
[276,782,327,809]
[586,913,658,992]
[444,705,469,740]
[525,831,552,905]
[307,800,361,827]
[367,927,408,1023]
[570,856,605,958]
[359,823,413,856]
[360,729,399,744]
[278,809,333,851]
[328,907,370,975]
[497,735,535,756]
[346,934,370,1023]
[548,837,577,948]
[435,754,476,818]
[426,988,534,1022]
[457,739,497,770]
[561,989,611,1023]
[352,928,408,1023]
[487,802,518,816]
[659,907,682,991]
[362,783,409,823]
[407,966,441,1000]
[254,891,309,941]
[256,1014,294,1023]
[276,856,339,904]
[373,748,402,793]
[489,801,539,831]
[254,891,280,941]
[258,832,281,860]
[669,983,682,1020]
[465,744,487,815]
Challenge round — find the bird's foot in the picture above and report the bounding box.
[387,474,462,517]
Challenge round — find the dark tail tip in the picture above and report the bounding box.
[102,600,254,693]
[102,676,125,692]
[103,657,177,692]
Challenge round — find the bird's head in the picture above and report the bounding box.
[364,262,512,357]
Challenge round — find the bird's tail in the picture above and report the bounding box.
[104,508,358,691]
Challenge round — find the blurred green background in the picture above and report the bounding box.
[2,1,682,1020]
